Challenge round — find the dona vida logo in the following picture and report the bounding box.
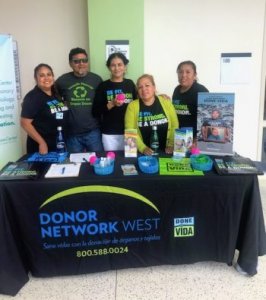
[174,217,194,238]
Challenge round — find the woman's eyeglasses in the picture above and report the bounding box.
[72,58,88,64]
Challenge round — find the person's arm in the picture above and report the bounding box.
[164,99,179,153]
[125,101,148,154]
[20,117,48,154]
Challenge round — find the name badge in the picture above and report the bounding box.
[56,112,63,119]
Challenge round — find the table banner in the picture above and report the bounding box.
[1,167,266,295]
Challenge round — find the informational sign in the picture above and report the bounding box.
[197,92,235,156]
[105,40,129,60]
[12,40,22,100]
[220,53,252,84]
[0,34,22,168]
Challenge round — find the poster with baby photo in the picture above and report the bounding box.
[197,92,235,156]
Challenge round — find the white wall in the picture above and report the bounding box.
[0,0,89,155]
[144,0,266,160]
[1,0,265,160]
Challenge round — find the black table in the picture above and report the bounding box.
[0,155,266,296]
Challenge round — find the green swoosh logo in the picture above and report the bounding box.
[40,185,159,213]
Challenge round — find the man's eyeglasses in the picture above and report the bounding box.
[72,58,88,64]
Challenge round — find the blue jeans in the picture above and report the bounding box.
[66,129,104,153]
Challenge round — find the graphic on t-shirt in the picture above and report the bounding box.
[73,86,87,98]
[68,83,93,106]
[172,100,191,116]
[138,111,168,127]
[138,98,169,150]
[47,99,68,114]
[106,89,133,104]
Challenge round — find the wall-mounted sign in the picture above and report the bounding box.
[105,40,129,60]
[220,53,252,84]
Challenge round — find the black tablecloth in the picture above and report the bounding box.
[0,154,266,296]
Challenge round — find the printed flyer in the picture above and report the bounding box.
[197,92,234,156]
[159,158,203,176]
[124,129,137,157]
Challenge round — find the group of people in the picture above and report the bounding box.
[20,47,209,156]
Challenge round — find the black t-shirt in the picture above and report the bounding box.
[172,81,208,137]
[138,97,168,150]
[92,79,137,134]
[21,86,68,152]
[55,72,102,135]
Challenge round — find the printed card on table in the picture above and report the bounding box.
[124,129,137,157]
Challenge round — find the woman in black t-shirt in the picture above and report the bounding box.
[21,63,68,154]
[92,52,137,151]
[172,60,208,139]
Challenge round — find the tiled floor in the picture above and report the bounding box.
[1,178,266,300]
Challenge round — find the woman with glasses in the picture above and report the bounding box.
[92,52,137,151]
[21,63,68,154]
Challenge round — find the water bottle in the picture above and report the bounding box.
[150,125,159,155]
[56,126,66,155]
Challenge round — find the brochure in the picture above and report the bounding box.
[159,158,203,176]
[173,127,193,158]
[45,163,81,178]
[124,129,137,157]
[197,92,235,156]
[121,164,138,176]
[213,156,263,175]
[0,161,45,180]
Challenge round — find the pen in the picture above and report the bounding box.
[61,167,65,174]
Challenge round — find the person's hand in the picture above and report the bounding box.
[165,146,174,154]
[107,101,115,110]
[143,147,154,156]
[113,98,124,107]
[107,98,124,110]
[39,142,48,155]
